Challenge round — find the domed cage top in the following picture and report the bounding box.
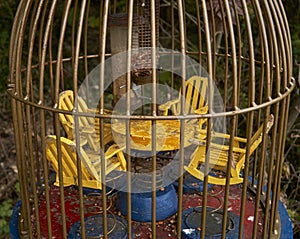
[8,1,295,239]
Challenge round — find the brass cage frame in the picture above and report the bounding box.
[8,1,295,239]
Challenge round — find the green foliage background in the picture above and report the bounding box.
[284,0,300,65]
[0,1,17,93]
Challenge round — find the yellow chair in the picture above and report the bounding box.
[159,76,209,137]
[159,76,208,115]
[45,135,126,189]
[184,115,274,185]
[58,90,113,151]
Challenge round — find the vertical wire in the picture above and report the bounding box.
[267,96,280,237]
[72,0,79,78]
[238,1,255,238]
[99,0,103,56]
[24,1,45,237]
[260,1,281,237]
[8,0,23,72]
[38,0,59,237]
[34,0,50,188]
[12,2,34,236]
[39,0,50,96]
[171,0,175,91]
[267,99,280,237]
[250,1,270,238]
[232,0,242,112]
[195,0,202,67]
[113,0,117,13]
[221,1,238,238]
[41,8,54,219]
[254,2,275,238]
[72,0,91,237]
[277,0,292,65]
[208,0,216,82]
[269,0,291,235]
[200,0,213,238]
[98,1,110,238]
[252,1,265,186]
[150,0,157,237]
[126,1,133,238]
[271,95,288,236]
[84,0,90,101]
[8,3,21,173]
[53,0,73,237]
[19,2,35,237]
[98,0,103,105]
[217,0,229,117]
[176,0,186,238]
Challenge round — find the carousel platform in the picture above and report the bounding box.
[10,180,293,239]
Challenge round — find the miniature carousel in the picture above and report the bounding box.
[8,1,294,239]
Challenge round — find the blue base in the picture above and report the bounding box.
[9,195,294,238]
[9,200,21,239]
[278,200,294,238]
[68,214,133,239]
[116,184,178,222]
[181,207,241,239]
[173,173,214,194]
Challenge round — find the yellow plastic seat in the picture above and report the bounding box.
[159,76,209,138]
[45,135,126,189]
[58,90,113,151]
[184,115,274,185]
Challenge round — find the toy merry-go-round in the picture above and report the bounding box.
[8,1,295,238]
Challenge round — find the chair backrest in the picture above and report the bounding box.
[183,76,208,114]
[80,144,127,182]
[184,76,209,139]
[248,114,274,155]
[76,95,98,127]
[171,76,208,115]
[58,90,100,141]
[158,76,208,116]
[58,90,75,140]
[235,114,274,172]
[46,135,126,188]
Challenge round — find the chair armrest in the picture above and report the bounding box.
[59,119,74,129]
[64,123,97,135]
[158,98,180,115]
[194,129,247,146]
[189,138,246,154]
[194,105,209,114]
[207,131,247,144]
[104,144,126,159]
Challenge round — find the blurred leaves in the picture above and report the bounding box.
[283,0,300,64]
[282,0,300,236]
[0,0,19,92]
[207,0,249,33]
[0,199,13,236]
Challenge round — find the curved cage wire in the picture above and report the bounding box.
[8,1,295,239]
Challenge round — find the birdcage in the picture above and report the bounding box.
[8,1,295,239]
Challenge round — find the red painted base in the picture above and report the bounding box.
[32,184,264,238]
[31,186,110,238]
[132,184,263,239]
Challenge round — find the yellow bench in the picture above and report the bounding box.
[159,76,209,139]
[185,115,274,185]
[45,135,126,189]
[58,90,113,152]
